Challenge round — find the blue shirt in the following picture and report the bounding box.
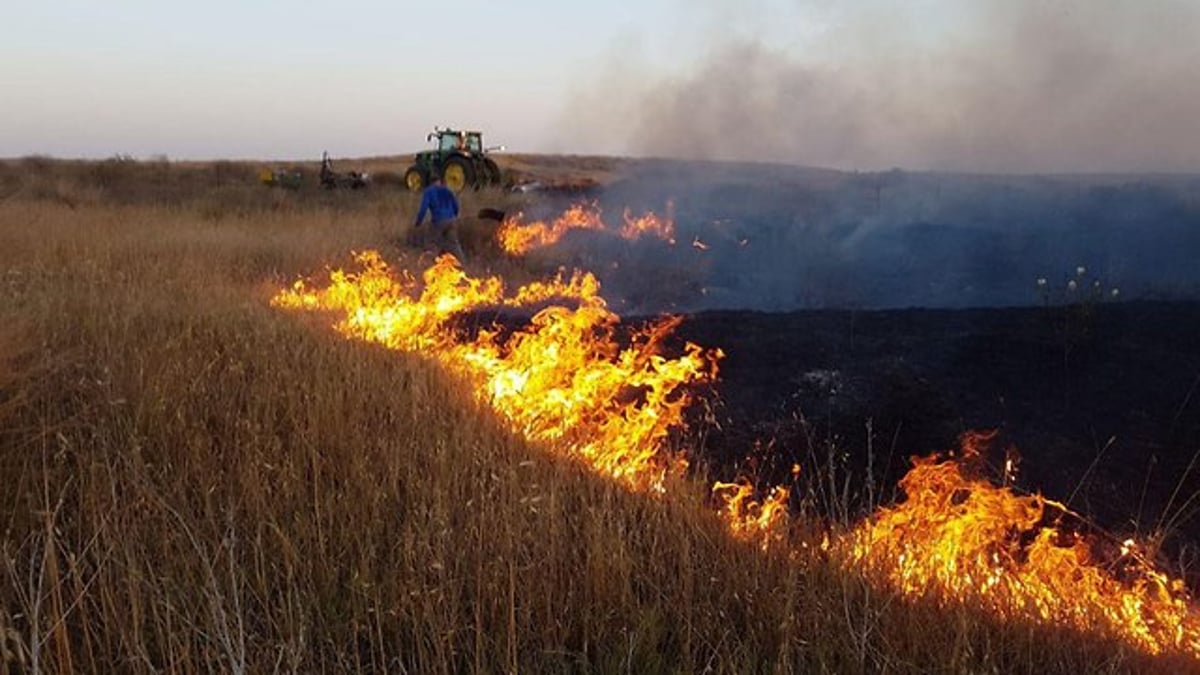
[415,184,460,226]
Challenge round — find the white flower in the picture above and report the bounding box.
[1036,277,1047,287]
[1111,288,1120,298]
[1068,280,1078,291]
[1076,265,1087,276]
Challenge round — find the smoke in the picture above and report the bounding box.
[541,1,1200,311]
[567,0,1200,173]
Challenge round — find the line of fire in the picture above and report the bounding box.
[273,203,1200,661]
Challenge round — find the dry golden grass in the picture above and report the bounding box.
[319,153,630,190]
[0,159,1190,673]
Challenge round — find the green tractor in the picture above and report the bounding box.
[404,127,504,193]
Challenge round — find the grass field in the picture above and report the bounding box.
[0,158,1193,673]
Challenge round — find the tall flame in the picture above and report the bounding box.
[844,431,1200,657]
[496,201,675,254]
[273,250,716,489]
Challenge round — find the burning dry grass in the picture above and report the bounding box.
[0,162,1196,672]
[495,201,676,255]
[277,242,1200,665]
[272,251,714,490]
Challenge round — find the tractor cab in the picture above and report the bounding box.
[405,127,502,193]
[433,130,483,154]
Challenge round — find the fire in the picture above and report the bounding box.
[712,480,790,547]
[496,201,675,254]
[844,431,1200,657]
[274,230,1200,662]
[619,202,677,245]
[272,250,717,489]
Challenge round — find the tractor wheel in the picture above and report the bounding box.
[404,167,426,192]
[443,157,474,193]
[482,158,502,188]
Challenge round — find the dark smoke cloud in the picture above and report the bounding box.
[570,1,1200,173]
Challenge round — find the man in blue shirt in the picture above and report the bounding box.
[413,174,465,260]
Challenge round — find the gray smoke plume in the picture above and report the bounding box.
[543,1,1200,311]
[566,0,1200,173]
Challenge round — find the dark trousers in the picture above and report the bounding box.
[414,219,465,261]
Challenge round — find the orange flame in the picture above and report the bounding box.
[273,250,717,489]
[843,431,1200,657]
[712,480,790,548]
[619,201,677,245]
[497,201,675,254]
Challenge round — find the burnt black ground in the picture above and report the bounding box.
[489,163,1200,576]
[670,300,1200,561]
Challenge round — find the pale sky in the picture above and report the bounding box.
[0,0,732,159]
[5,1,1198,172]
